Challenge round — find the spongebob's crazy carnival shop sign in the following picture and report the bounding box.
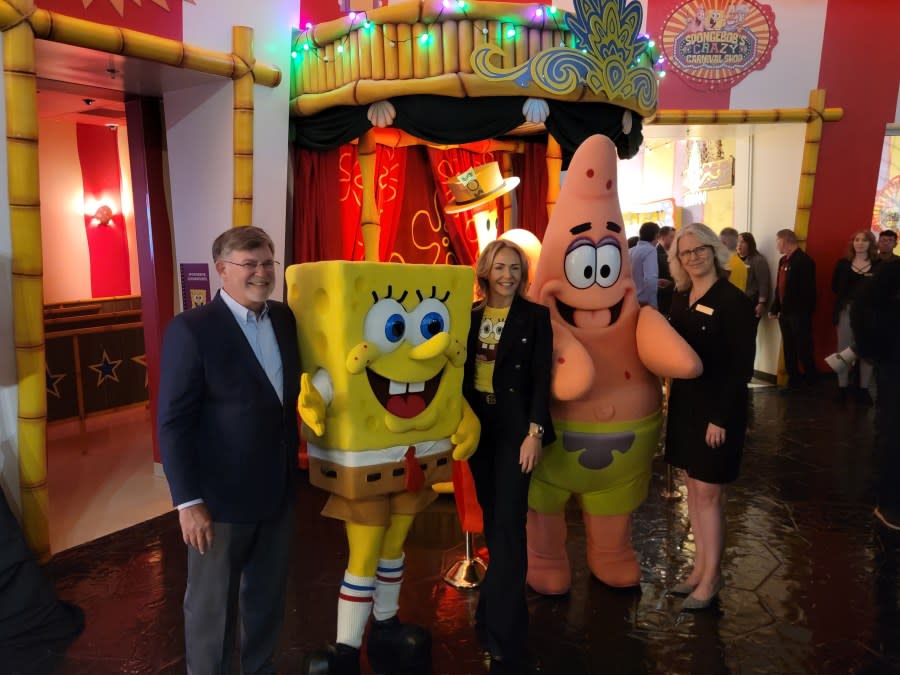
[659,1,778,91]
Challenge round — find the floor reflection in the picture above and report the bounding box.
[33,383,900,674]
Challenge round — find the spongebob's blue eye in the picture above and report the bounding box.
[420,311,445,339]
[407,298,451,346]
[385,314,406,342]
[364,299,407,353]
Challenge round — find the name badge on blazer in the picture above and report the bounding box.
[695,304,714,316]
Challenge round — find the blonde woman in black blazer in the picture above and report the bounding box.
[462,239,554,673]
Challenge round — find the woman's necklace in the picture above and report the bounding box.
[851,258,871,274]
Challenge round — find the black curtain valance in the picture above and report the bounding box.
[291,95,644,164]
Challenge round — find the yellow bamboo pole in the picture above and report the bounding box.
[778,89,828,387]
[500,151,513,234]
[3,0,49,561]
[441,21,457,74]
[793,89,827,246]
[359,129,380,261]
[0,5,281,87]
[650,106,842,126]
[232,25,254,227]
[546,134,562,221]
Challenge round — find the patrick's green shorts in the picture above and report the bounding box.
[529,411,662,516]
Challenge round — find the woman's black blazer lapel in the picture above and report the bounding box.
[494,294,527,368]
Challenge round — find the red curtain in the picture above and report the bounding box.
[293,146,343,264]
[75,123,131,298]
[513,142,549,241]
[303,143,548,267]
[339,144,363,260]
[389,146,460,265]
[338,144,409,261]
[426,147,498,266]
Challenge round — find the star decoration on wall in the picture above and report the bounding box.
[46,363,67,399]
[131,353,149,388]
[89,349,123,387]
[82,0,196,18]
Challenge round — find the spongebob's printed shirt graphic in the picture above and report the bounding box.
[474,305,509,394]
[286,261,477,501]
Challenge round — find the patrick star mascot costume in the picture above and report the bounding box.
[526,134,702,593]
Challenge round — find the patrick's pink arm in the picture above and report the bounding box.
[635,307,703,379]
[551,319,595,400]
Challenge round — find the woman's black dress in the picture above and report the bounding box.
[665,278,756,483]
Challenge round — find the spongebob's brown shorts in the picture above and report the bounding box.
[322,489,440,527]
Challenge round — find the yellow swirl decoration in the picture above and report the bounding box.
[470,43,531,84]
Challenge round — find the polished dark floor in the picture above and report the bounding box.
[35,383,900,674]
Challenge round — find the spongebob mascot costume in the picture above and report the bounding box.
[526,134,703,593]
[287,263,479,675]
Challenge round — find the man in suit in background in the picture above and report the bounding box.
[769,228,817,389]
[158,226,300,675]
[657,225,675,315]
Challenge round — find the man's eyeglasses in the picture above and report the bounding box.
[677,245,712,262]
[222,259,280,272]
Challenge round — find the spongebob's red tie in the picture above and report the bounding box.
[404,446,425,493]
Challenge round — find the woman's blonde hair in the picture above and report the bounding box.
[474,239,529,308]
[845,229,877,261]
[668,222,731,291]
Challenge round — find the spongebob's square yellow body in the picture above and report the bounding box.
[286,261,473,499]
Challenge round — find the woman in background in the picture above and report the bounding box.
[665,223,756,611]
[830,230,879,403]
[738,232,772,325]
[463,239,554,673]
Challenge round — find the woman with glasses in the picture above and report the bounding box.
[664,223,756,611]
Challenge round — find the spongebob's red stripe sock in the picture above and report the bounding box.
[373,555,404,621]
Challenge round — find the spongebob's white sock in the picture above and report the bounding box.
[373,554,404,621]
[336,570,374,648]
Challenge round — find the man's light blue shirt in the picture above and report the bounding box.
[629,240,659,308]
[221,289,284,404]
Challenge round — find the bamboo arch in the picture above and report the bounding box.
[649,93,843,385]
[0,0,281,560]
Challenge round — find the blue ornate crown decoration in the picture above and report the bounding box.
[471,0,659,116]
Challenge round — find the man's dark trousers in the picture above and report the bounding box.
[779,312,816,385]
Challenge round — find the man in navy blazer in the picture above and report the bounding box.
[158,226,300,674]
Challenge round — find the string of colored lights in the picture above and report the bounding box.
[291,3,568,62]
[291,3,666,81]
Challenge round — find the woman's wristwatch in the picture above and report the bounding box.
[528,423,544,439]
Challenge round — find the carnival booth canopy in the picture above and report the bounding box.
[290,0,662,265]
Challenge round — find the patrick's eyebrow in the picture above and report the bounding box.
[569,222,591,235]
[606,221,621,233]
